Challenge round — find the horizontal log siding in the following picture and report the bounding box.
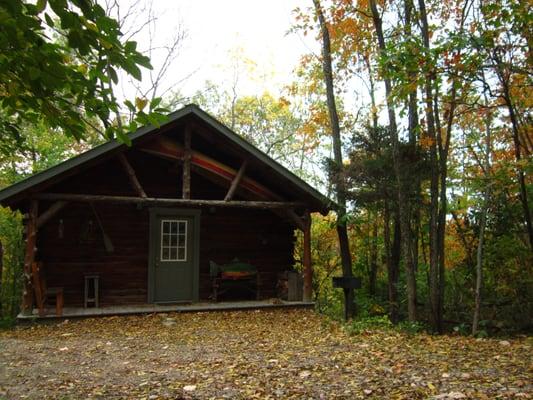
[199,209,294,299]
[37,151,294,306]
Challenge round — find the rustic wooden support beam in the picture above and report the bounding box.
[34,193,305,210]
[0,238,3,312]
[37,201,67,229]
[286,209,305,230]
[302,211,313,302]
[118,153,147,198]
[182,127,192,199]
[21,200,38,315]
[31,262,44,317]
[224,160,248,201]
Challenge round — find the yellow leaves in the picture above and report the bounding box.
[77,63,88,75]
[2,310,532,398]
[135,97,148,111]
[278,96,291,108]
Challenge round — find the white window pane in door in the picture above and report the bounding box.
[160,219,188,261]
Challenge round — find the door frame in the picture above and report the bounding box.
[148,208,201,303]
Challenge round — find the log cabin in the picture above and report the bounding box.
[0,104,334,317]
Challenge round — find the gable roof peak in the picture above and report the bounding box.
[0,105,335,213]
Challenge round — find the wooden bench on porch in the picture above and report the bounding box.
[210,260,260,301]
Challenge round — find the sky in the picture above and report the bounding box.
[117,0,316,102]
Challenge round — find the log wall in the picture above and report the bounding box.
[37,149,295,306]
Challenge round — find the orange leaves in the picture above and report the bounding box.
[509,74,533,109]
[332,17,358,38]
[444,221,469,270]
[420,135,436,149]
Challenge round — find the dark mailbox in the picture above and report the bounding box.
[332,276,362,289]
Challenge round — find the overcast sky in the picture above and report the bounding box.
[118,0,316,102]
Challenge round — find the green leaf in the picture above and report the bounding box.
[150,97,162,110]
[108,67,118,84]
[36,0,48,13]
[96,16,119,32]
[124,41,137,52]
[124,100,136,112]
[44,13,55,27]
[123,60,142,80]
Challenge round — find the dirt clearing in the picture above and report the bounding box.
[0,309,531,399]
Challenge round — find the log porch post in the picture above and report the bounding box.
[182,126,192,199]
[21,199,38,315]
[0,238,3,312]
[302,211,313,302]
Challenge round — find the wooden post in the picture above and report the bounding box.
[0,238,3,314]
[31,262,44,317]
[21,200,38,315]
[302,211,313,302]
[118,153,147,198]
[224,160,248,201]
[182,127,192,199]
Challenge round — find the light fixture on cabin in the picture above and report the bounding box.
[80,219,96,244]
[58,219,64,239]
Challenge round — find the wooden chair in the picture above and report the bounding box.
[31,262,64,317]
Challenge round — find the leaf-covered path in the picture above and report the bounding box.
[0,309,531,399]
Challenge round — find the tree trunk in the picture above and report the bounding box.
[405,0,420,278]
[313,0,355,319]
[369,0,417,321]
[473,93,492,335]
[417,0,457,333]
[369,211,378,296]
[0,239,3,316]
[303,212,313,302]
[384,200,401,324]
[367,55,380,298]
[501,77,533,250]
[21,200,38,315]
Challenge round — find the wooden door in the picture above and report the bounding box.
[150,212,199,303]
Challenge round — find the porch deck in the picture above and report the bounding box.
[17,299,314,319]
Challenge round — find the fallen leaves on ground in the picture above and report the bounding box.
[0,309,531,399]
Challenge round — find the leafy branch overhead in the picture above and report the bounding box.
[0,0,168,148]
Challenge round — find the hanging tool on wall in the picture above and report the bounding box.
[90,203,114,253]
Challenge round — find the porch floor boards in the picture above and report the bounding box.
[17,300,314,319]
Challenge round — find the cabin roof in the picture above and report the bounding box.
[0,104,335,213]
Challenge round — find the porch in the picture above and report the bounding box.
[17,299,314,319]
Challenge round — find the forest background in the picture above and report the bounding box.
[0,0,531,336]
